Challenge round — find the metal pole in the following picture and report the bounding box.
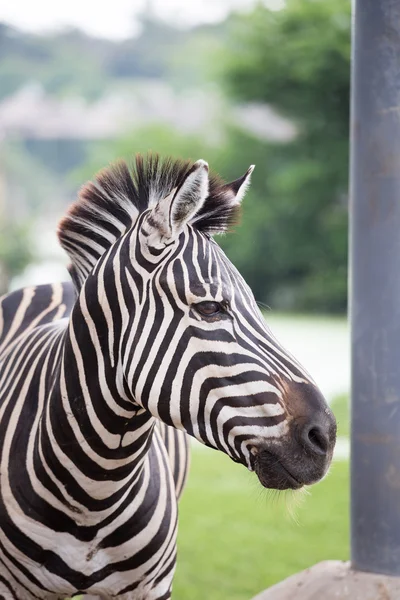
[350,0,400,576]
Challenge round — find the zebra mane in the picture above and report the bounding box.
[58,153,242,291]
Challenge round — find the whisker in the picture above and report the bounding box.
[256,300,272,312]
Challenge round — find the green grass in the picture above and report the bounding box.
[174,448,349,600]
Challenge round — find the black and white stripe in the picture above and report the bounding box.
[0,154,336,599]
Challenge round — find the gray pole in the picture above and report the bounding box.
[350,0,400,576]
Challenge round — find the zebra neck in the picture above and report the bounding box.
[39,306,157,504]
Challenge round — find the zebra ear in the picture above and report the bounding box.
[142,159,209,247]
[169,159,209,232]
[222,165,255,205]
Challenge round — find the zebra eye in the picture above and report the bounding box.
[195,301,222,317]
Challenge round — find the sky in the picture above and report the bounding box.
[0,0,284,39]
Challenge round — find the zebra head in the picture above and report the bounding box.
[59,155,336,491]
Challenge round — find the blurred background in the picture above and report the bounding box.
[0,0,350,597]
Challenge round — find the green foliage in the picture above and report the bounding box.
[69,124,218,189]
[107,17,188,81]
[168,21,230,89]
[220,0,351,312]
[225,0,350,127]
[0,17,192,101]
[175,448,349,599]
[0,220,32,279]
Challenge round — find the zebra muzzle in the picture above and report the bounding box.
[251,411,336,491]
[252,448,304,491]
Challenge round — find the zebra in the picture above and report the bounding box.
[0,154,336,600]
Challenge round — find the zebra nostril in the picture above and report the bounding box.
[302,423,329,456]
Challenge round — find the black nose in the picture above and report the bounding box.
[301,421,330,456]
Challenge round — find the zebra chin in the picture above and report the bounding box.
[251,446,330,491]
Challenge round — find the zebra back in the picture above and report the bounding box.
[0,283,74,357]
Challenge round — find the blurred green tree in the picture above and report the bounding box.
[220,0,350,312]
[0,141,38,294]
[0,221,32,295]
